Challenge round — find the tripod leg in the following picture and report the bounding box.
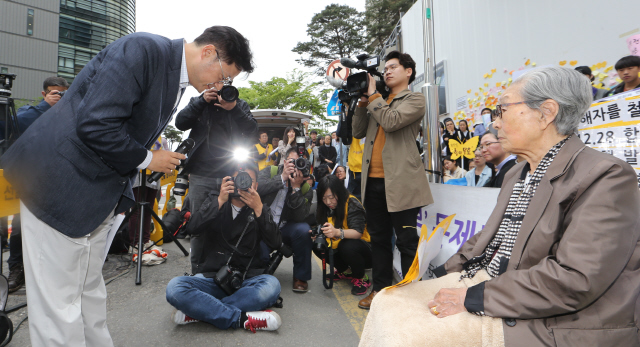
[135,201,145,285]
[148,209,189,256]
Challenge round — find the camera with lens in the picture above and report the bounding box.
[264,243,293,275]
[173,169,189,196]
[214,264,244,295]
[0,73,16,97]
[340,54,389,99]
[288,157,311,178]
[52,90,66,98]
[229,170,252,198]
[311,225,327,253]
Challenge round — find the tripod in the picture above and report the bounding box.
[119,170,189,285]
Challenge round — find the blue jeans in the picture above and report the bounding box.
[166,274,281,329]
[269,222,312,281]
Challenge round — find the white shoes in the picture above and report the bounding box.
[244,310,282,333]
[171,310,198,325]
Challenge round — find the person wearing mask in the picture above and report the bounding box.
[312,175,372,295]
[277,127,299,165]
[465,147,492,187]
[442,157,467,183]
[479,130,517,188]
[318,134,337,169]
[253,130,274,171]
[574,66,609,101]
[352,50,433,309]
[605,55,640,97]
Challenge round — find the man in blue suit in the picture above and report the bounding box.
[0,26,254,347]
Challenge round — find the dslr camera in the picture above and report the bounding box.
[229,171,252,198]
[310,225,327,253]
[214,264,244,295]
[287,136,311,178]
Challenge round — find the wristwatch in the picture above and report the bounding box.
[340,228,344,239]
[292,187,301,192]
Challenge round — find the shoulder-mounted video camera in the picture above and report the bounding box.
[339,54,389,100]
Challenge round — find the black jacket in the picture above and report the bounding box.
[604,81,640,98]
[486,158,517,188]
[318,145,337,168]
[257,165,313,224]
[175,95,258,177]
[186,188,281,278]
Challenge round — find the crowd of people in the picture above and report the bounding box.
[0,23,639,347]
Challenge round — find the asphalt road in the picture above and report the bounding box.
[6,237,369,347]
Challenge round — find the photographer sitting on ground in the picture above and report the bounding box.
[165,161,283,333]
[257,148,314,292]
[311,175,372,295]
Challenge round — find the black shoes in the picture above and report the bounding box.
[8,265,25,293]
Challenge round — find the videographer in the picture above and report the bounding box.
[352,50,433,310]
[175,83,258,215]
[257,148,314,292]
[0,76,69,293]
[165,160,283,332]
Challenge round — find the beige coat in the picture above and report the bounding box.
[352,90,433,212]
[443,136,640,346]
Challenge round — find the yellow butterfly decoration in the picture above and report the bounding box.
[448,136,480,160]
[385,214,456,290]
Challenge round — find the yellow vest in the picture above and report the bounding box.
[255,143,274,171]
[348,137,365,173]
[327,195,370,249]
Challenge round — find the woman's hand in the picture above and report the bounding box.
[321,222,340,239]
[427,287,468,318]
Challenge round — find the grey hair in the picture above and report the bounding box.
[512,66,593,135]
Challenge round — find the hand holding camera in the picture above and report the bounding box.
[289,168,305,189]
[203,88,237,111]
[321,222,340,239]
[238,188,262,217]
[44,90,64,107]
[218,176,235,207]
[281,160,296,183]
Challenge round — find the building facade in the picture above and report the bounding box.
[0,0,135,101]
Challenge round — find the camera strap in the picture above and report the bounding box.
[322,242,335,290]
[223,214,256,266]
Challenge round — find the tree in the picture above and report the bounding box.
[163,125,183,150]
[292,4,367,76]
[364,0,416,52]
[238,70,338,133]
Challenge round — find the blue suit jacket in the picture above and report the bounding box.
[1,33,183,237]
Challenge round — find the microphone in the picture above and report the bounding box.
[147,138,195,183]
[340,57,357,69]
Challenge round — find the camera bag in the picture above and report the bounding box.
[0,274,13,346]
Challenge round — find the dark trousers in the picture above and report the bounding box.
[280,222,312,281]
[8,214,22,270]
[347,171,362,200]
[129,186,159,245]
[364,177,420,291]
[313,238,372,279]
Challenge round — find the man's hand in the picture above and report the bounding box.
[281,160,296,183]
[44,91,62,107]
[202,89,218,103]
[321,222,340,239]
[238,188,263,217]
[427,287,468,318]
[146,150,186,174]
[290,169,305,189]
[203,89,237,110]
[218,176,234,207]
[367,73,377,96]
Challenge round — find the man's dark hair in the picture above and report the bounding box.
[481,107,493,115]
[285,147,298,160]
[310,130,317,135]
[314,164,331,180]
[443,117,454,126]
[194,26,254,73]
[574,66,592,76]
[384,50,417,84]
[43,76,69,91]
[614,55,640,71]
[258,130,268,136]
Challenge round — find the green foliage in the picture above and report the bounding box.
[163,125,183,150]
[238,70,338,133]
[364,0,416,52]
[292,4,367,76]
[13,97,43,110]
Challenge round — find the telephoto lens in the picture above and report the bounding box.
[173,171,189,196]
[230,171,252,197]
[219,85,239,102]
[314,225,327,252]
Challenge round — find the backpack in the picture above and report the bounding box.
[0,275,13,346]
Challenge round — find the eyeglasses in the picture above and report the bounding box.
[322,195,337,203]
[205,50,233,90]
[494,101,528,119]
[383,64,400,74]
[477,141,500,151]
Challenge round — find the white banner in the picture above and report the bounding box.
[393,184,500,281]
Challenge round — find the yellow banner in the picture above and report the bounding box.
[0,170,20,217]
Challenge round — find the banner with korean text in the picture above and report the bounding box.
[578,90,640,187]
[393,183,500,281]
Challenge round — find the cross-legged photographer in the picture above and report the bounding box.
[166,161,283,332]
[257,148,314,292]
[312,175,372,295]
[352,51,433,309]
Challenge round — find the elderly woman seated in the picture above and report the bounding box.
[359,66,640,347]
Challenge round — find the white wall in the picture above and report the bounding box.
[401,0,640,126]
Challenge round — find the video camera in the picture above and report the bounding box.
[339,54,389,99]
[0,73,19,156]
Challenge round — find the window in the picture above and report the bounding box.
[27,9,34,36]
[58,57,74,68]
[0,67,8,74]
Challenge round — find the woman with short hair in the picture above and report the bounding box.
[360,66,640,346]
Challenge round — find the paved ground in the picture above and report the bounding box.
[5,237,370,346]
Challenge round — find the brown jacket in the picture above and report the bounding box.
[352,90,433,212]
[442,136,640,346]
